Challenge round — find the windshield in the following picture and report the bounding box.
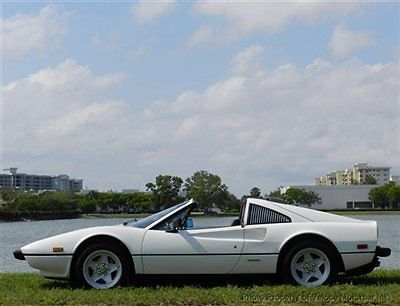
[128,200,190,228]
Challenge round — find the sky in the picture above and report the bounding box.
[2,1,400,196]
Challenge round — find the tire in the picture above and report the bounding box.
[281,241,337,287]
[74,243,131,289]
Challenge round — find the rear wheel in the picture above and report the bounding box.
[75,243,130,289]
[282,241,337,286]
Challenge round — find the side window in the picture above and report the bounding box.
[247,204,291,225]
[152,207,191,231]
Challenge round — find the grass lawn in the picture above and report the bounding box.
[1,269,399,305]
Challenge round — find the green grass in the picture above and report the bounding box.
[1,270,399,305]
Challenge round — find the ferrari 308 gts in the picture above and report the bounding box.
[14,198,391,289]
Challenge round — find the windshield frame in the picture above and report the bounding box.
[128,200,193,229]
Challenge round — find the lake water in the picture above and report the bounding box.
[1,215,399,273]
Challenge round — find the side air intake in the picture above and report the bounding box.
[248,204,291,224]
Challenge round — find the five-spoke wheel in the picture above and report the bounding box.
[282,241,337,286]
[290,247,331,286]
[82,250,122,289]
[75,243,131,289]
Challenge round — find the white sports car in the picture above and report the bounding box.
[14,198,390,289]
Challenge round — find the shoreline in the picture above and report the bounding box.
[1,210,399,222]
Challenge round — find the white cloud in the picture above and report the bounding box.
[131,0,176,23]
[186,26,214,48]
[231,44,264,75]
[115,54,399,194]
[190,2,364,44]
[2,5,68,58]
[3,59,126,160]
[3,53,399,194]
[328,24,376,58]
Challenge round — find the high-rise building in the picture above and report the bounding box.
[0,168,83,192]
[316,163,391,186]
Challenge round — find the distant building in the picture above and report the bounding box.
[0,168,83,192]
[316,163,391,186]
[281,185,378,210]
[390,175,400,185]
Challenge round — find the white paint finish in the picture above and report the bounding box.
[17,198,386,282]
[25,255,72,278]
[132,255,144,274]
[142,226,244,274]
[244,226,267,241]
[21,225,145,256]
[230,255,278,274]
[248,198,357,222]
[341,253,375,270]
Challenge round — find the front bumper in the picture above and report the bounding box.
[13,249,25,260]
[13,249,72,278]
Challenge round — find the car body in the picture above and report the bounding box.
[14,198,391,289]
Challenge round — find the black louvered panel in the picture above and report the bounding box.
[248,204,291,224]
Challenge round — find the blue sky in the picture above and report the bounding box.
[2,1,400,195]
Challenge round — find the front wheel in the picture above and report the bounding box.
[75,243,130,289]
[282,241,337,287]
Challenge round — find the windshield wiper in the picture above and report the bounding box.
[123,218,137,226]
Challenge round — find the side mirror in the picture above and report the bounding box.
[185,218,193,229]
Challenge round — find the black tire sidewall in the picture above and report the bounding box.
[75,243,130,289]
[282,241,337,286]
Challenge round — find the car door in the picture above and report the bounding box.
[231,202,292,274]
[141,225,245,274]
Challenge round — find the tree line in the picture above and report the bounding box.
[0,170,323,219]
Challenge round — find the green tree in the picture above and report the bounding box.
[387,184,400,208]
[146,175,183,210]
[282,188,321,206]
[364,175,377,185]
[37,191,77,212]
[184,170,228,210]
[221,192,241,212]
[266,189,286,203]
[369,183,400,208]
[369,185,390,208]
[250,187,262,198]
[125,193,153,213]
[10,193,38,212]
[241,187,263,205]
[76,195,97,213]
[0,189,27,202]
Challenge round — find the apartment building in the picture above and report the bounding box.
[316,163,391,186]
[0,168,83,192]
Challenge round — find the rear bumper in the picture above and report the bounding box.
[346,245,391,276]
[375,246,391,257]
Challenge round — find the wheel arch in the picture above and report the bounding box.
[70,234,135,281]
[277,233,345,274]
